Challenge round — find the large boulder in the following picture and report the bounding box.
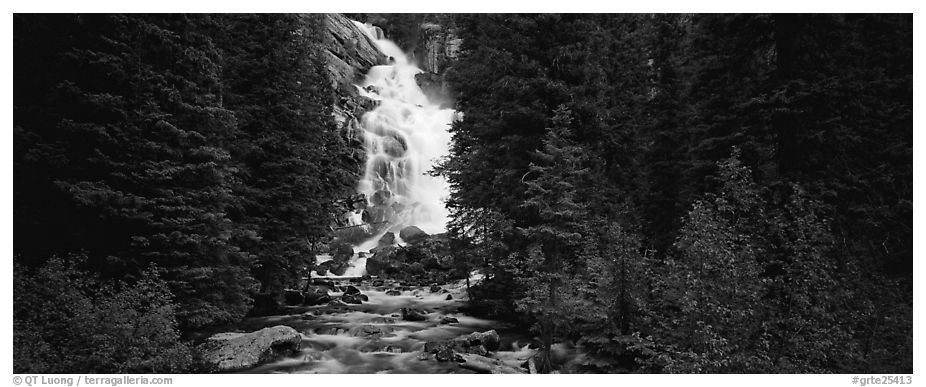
[371,245,400,259]
[399,226,429,244]
[343,285,361,295]
[366,245,400,276]
[341,293,368,304]
[328,260,349,276]
[303,286,331,306]
[333,225,375,245]
[331,240,355,262]
[378,232,396,246]
[197,326,302,372]
[401,308,427,321]
[461,330,500,351]
[315,260,333,276]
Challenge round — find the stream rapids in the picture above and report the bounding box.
[231,277,539,374]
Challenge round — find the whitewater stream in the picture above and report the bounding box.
[235,277,546,373]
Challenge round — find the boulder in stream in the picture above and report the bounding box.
[343,285,361,295]
[331,240,354,262]
[401,308,427,321]
[461,330,501,351]
[197,325,302,372]
[424,340,461,362]
[315,260,333,276]
[303,286,331,306]
[378,231,396,246]
[328,260,349,276]
[399,225,429,244]
[341,293,368,304]
[440,316,459,324]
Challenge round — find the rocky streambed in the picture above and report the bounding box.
[196,277,540,374]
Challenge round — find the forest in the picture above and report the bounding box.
[13,14,912,374]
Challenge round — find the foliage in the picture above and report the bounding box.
[649,150,769,373]
[214,14,357,294]
[14,255,192,373]
[441,13,911,373]
[14,14,258,328]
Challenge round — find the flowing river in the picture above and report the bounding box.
[234,277,540,374]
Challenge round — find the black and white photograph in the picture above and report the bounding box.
[8,6,916,381]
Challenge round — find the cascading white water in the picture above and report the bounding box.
[313,21,455,278]
[354,22,453,236]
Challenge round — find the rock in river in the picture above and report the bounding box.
[303,286,331,306]
[197,325,302,372]
[399,225,429,244]
[401,308,427,321]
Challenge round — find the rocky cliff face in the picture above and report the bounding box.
[320,14,385,184]
[413,22,461,108]
[323,14,386,92]
[415,22,461,75]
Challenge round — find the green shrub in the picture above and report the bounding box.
[14,255,193,373]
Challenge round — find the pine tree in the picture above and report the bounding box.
[501,105,589,372]
[215,14,357,294]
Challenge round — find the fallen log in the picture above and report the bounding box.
[456,353,527,374]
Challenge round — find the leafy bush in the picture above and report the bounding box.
[14,255,192,373]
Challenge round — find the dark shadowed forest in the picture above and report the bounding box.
[13,13,912,374]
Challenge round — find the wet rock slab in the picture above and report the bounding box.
[198,325,302,372]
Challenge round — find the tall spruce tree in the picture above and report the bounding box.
[215,14,357,294]
[501,106,589,372]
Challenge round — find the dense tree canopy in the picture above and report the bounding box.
[440,13,912,373]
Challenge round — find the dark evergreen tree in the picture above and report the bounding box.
[215,14,357,294]
[14,14,257,328]
[500,105,589,372]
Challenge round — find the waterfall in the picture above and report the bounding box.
[314,21,455,278]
